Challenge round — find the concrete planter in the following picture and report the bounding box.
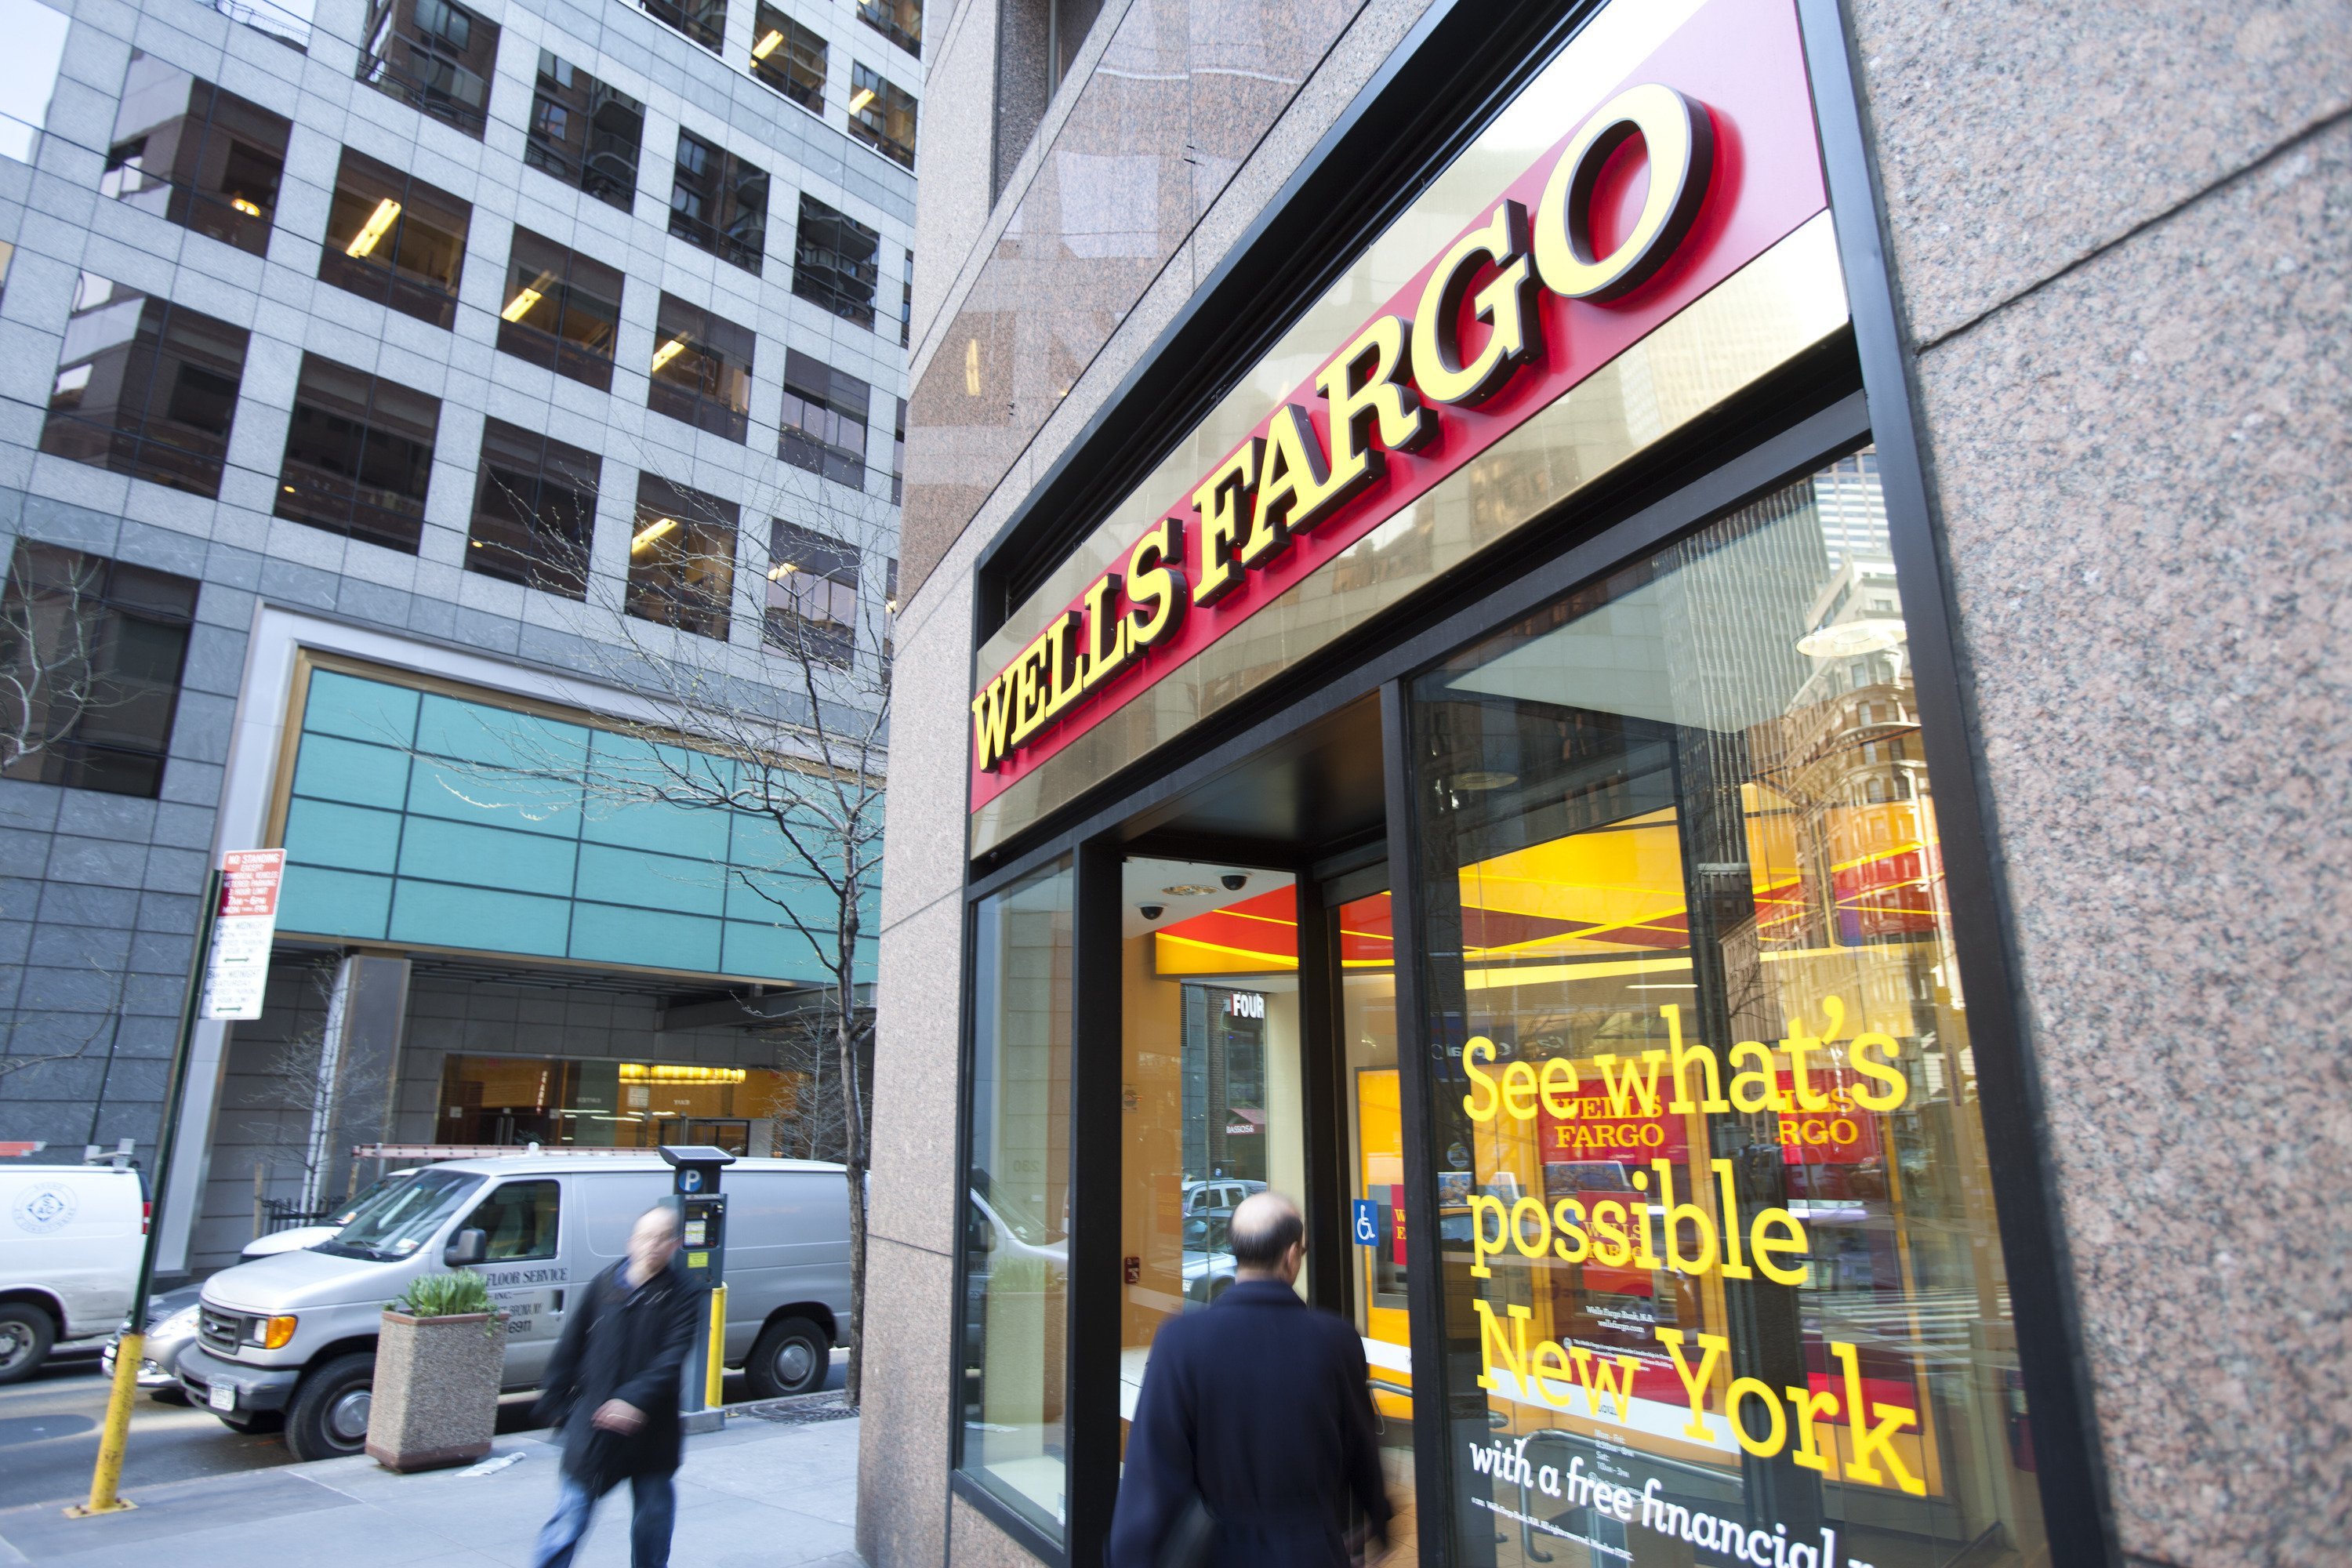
[365,1310,507,1472]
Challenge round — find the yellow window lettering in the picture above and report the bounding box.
[1190,440,1259,608]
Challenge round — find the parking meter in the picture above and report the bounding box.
[660,1145,735,1428]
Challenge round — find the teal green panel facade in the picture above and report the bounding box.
[274,666,869,982]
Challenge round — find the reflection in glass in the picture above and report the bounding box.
[497,229,623,391]
[468,420,600,600]
[846,62,916,169]
[525,52,643,209]
[41,273,249,498]
[793,194,880,328]
[750,5,826,111]
[276,354,441,552]
[1406,452,2047,1568]
[358,0,498,137]
[319,148,472,328]
[0,541,197,798]
[779,350,870,487]
[627,474,737,641]
[669,131,768,274]
[961,861,1074,1539]
[764,521,858,665]
[648,292,754,443]
[102,54,290,256]
[437,1054,794,1152]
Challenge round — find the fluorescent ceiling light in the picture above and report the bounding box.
[345,197,401,258]
[752,27,782,58]
[848,86,875,114]
[651,335,689,372]
[230,197,261,217]
[632,517,677,553]
[501,270,558,321]
[767,561,798,580]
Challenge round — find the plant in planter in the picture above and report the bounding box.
[366,1257,507,1472]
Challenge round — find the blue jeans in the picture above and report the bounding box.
[532,1470,676,1568]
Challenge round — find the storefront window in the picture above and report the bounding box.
[437,1054,794,1154]
[960,861,1074,1537]
[1406,452,2046,1568]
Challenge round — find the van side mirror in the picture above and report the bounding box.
[444,1228,487,1267]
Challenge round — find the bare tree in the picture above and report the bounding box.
[0,542,140,781]
[423,445,893,1402]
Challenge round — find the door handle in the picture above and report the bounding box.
[551,1290,565,1313]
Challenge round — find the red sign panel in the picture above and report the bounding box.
[971,0,1828,808]
[219,848,286,918]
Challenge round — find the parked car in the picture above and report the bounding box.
[176,1155,851,1460]
[0,1163,145,1383]
[101,1283,201,1402]
[239,1169,423,1261]
[1182,1213,1237,1305]
[1179,1178,1265,1219]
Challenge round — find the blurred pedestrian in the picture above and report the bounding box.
[530,1203,699,1568]
[1109,1191,1393,1567]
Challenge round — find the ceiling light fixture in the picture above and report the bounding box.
[767,561,799,580]
[848,86,876,114]
[631,517,677,553]
[751,27,783,58]
[501,270,559,322]
[230,197,261,217]
[345,197,401,258]
[651,335,690,372]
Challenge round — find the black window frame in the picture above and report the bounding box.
[276,352,442,554]
[855,0,920,58]
[40,272,250,499]
[358,0,499,138]
[763,519,858,666]
[627,474,739,642]
[778,350,871,488]
[641,0,725,53]
[791,194,880,328]
[0,540,198,800]
[318,147,473,329]
[100,53,290,257]
[890,396,906,504]
[648,292,755,444]
[467,419,601,601]
[750,5,827,112]
[669,129,768,275]
[846,61,916,169]
[496,228,625,392]
[524,50,644,210]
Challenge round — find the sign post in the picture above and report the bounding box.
[73,849,279,1519]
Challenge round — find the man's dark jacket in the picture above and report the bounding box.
[532,1257,699,1487]
[1107,1279,1392,1568]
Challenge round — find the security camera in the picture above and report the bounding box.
[1138,904,1165,921]
[1220,873,1249,891]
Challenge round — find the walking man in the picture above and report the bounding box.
[531,1203,699,1568]
[1109,1191,1393,1567]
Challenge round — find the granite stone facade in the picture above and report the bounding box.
[880,1,2350,1566]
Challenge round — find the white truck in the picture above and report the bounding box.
[0,1163,145,1382]
[176,1154,851,1460]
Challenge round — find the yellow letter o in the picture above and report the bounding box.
[1534,83,1716,303]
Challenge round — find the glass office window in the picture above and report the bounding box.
[846,63,915,169]
[497,229,624,391]
[1406,452,2049,1568]
[438,1054,795,1152]
[750,6,826,111]
[648,293,753,443]
[670,132,768,274]
[855,0,919,57]
[320,148,471,328]
[898,249,912,349]
[0,0,67,164]
[101,54,290,257]
[763,520,857,665]
[0,542,196,797]
[792,194,879,328]
[358,0,496,137]
[277,354,441,553]
[628,474,737,641]
[525,52,643,210]
[641,0,723,53]
[960,859,1073,1540]
[41,274,249,498]
[888,397,906,503]
[778,350,869,487]
[468,419,600,600]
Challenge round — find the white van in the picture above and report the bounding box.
[0,1163,145,1382]
[176,1155,851,1460]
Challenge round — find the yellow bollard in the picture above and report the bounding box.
[67,1330,144,1515]
[705,1284,727,1410]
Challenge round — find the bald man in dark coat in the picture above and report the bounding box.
[1109,1192,1393,1568]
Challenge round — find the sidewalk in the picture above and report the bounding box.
[0,1400,863,1568]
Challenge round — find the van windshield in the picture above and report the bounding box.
[318,1169,483,1260]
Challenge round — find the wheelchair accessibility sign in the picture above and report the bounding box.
[1352,1200,1380,1247]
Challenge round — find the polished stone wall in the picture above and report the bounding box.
[1850,2,2351,1562]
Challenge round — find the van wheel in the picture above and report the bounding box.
[746,1317,827,1399]
[285,1352,376,1461]
[0,1304,53,1384]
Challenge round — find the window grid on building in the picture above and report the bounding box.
[524,52,643,210]
[0,541,197,799]
[750,5,826,113]
[779,350,870,488]
[648,293,756,444]
[319,147,472,329]
[277,354,442,554]
[792,194,880,328]
[101,53,289,259]
[641,0,726,54]
[468,420,602,601]
[41,274,249,500]
[846,62,916,169]
[855,0,920,57]
[670,130,769,274]
[498,229,626,393]
[358,0,498,138]
[629,474,739,641]
[764,519,858,666]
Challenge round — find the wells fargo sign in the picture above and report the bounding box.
[970,0,1828,798]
